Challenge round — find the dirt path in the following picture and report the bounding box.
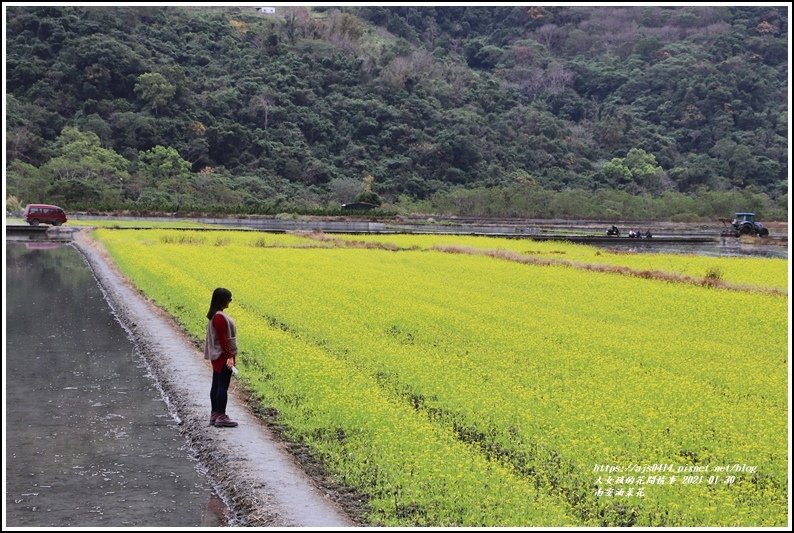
[73,231,356,527]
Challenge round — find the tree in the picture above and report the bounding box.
[668,154,718,192]
[6,161,50,205]
[43,127,129,187]
[281,8,299,44]
[602,158,632,185]
[355,174,382,205]
[137,145,192,195]
[31,127,130,205]
[623,148,662,182]
[134,72,175,115]
[328,177,362,203]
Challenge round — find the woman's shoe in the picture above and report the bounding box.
[214,414,238,428]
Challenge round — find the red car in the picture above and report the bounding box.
[23,204,68,226]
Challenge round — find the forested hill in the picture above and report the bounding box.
[5,6,789,218]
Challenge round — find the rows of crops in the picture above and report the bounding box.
[93,229,788,526]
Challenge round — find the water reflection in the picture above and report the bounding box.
[596,239,787,259]
[24,241,66,251]
[202,495,229,527]
[5,242,227,527]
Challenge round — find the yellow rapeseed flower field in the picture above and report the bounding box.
[94,228,788,526]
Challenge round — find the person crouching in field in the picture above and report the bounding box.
[204,287,239,428]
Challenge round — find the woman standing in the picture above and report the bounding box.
[204,287,238,428]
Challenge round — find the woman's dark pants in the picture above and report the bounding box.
[210,366,233,414]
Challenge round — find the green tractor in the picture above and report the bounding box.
[720,212,769,237]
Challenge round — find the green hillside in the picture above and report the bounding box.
[5,6,788,218]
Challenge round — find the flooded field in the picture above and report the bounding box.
[5,242,227,527]
[594,238,788,258]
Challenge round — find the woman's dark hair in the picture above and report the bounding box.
[207,287,232,319]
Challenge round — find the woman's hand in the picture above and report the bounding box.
[226,357,235,369]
